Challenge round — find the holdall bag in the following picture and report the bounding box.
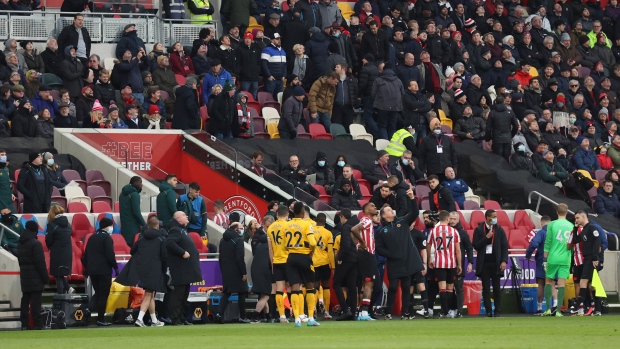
[112,308,141,324]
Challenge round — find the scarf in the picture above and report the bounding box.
[293,56,306,79]
[423,61,441,94]
[236,102,251,136]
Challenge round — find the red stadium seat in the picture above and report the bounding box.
[496,211,515,230]
[68,202,89,213]
[467,230,474,243]
[483,200,501,210]
[175,74,186,86]
[111,234,131,255]
[308,124,334,140]
[463,200,480,210]
[62,170,87,193]
[71,213,95,243]
[359,185,372,201]
[513,210,535,231]
[458,212,470,230]
[38,235,48,252]
[189,232,209,253]
[92,201,113,213]
[312,184,332,203]
[469,211,486,228]
[509,229,528,249]
[114,201,120,212]
[83,233,93,253]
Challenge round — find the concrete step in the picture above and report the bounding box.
[0,320,21,330]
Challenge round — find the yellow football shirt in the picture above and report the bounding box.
[285,218,316,254]
[312,226,334,267]
[268,219,289,264]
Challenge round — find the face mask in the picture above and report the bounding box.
[47,159,54,166]
[517,145,525,152]
[333,32,341,38]
[569,117,577,123]
[546,102,553,108]
[433,129,442,135]
[1,214,11,221]
[402,159,409,166]
[491,218,498,225]
[410,130,415,136]
[337,161,345,167]
[274,6,280,10]
[557,102,564,108]
[105,226,113,234]
[238,229,245,237]
[318,160,326,167]
[0,155,6,163]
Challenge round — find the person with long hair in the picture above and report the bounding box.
[45,205,73,293]
[42,152,67,190]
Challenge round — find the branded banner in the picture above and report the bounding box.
[463,254,537,287]
[117,259,223,292]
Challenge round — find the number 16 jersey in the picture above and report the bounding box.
[268,219,289,264]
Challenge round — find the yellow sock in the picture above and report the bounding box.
[306,289,316,318]
[276,292,285,317]
[299,292,305,316]
[323,288,331,313]
[290,293,299,319]
[343,289,348,300]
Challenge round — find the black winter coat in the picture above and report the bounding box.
[429,184,457,212]
[75,95,94,123]
[454,115,486,140]
[418,134,458,175]
[115,30,146,59]
[124,228,168,292]
[172,86,200,130]
[510,151,535,173]
[208,92,235,135]
[473,222,508,277]
[485,104,519,143]
[305,31,330,81]
[94,81,116,108]
[17,229,49,292]
[236,44,261,81]
[166,222,201,286]
[45,216,72,277]
[60,53,84,98]
[57,24,91,58]
[358,62,379,97]
[250,232,272,295]
[402,90,432,129]
[337,216,359,263]
[375,198,423,278]
[193,54,211,76]
[465,84,491,108]
[11,107,41,137]
[219,228,248,293]
[330,189,361,210]
[370,186,396,210]
[40,48,63,76]
[426,33,451,66]
[361,29,390,62]
[82,229,118,276]
[16,162,52,214]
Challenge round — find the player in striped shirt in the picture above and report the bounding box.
[351,202,380,321]
[542,204,572,317]
[571,210,601,316]
[426,211,462,318]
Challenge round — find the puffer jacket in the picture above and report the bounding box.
[371,69,404,111]
[94,81,116,108]
[426,33,451,66]
[305,28,330,81]
[115,30,146,59]
[485,103,519,143]
[330,188,361,210]
[261,44,287,80]
[591,43,616,70]
[454,115,486,140]
[305,152,336,189]
[573,146,602,174]
[308,76,336,114]
[358,61,379,97]
[510,151,535,173]
[541,130,571,152]
[595,187,620,217]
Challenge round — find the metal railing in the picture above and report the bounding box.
[527,191,575,215]
[0,10,218,44]
[0,221,20,249]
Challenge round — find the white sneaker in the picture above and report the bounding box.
[300,314,309,323]
[416,309,426,316]
[134,319,146,327]
[151,321,165,327]
[447,310,455,319]
[428,309,434,317]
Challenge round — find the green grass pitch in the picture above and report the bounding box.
[1,317,619,348]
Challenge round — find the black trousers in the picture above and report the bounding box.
[219,292,247,320]
[492,142,512,162]
[333,261,357,312]
[386,276,412,316]
[170,284,190,324]
[331,103,354,133]
[452,274,465,312]
[20,291,42,329]
[480,262,502,315]
[89,274,112,322]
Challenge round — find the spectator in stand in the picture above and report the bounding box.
[573,136,601,176]
[261,33,287,100]
[173,75,200,130]
[202,59,233,102]
[358,53,380,138]
[209,81,236,139]
[213,200,229,229]
[595,181,620,218]
[141,71,155,94]
[10,84,27,106]
[24,70,41,100]
[597,145,614,171]
[57,13,90,67]
[390,150,423,185]
[19,41,44,73]
[279,86,305,139]
[37,109,54,140]
[116,48,148,105]
[485,96,520,162]
[3,39,27,72]
[308,72,338,130]
[148,43,168,72]
[419,119,457,181]
[11,100,40,138]
[330,179,361,210]
[215,35,239,76]
[249,150,266,179]
[231,92,253,138]
[162,212,200,326]
[318,0,342,31]
[17,220,49,330]
[86,54,103,84]
[221,0,257,34]
[511,142,534,173]
[237,32,261,100]
[143,86,167,123]
[193,44,211,76]
[142,104,165,130]
[280,154,320,198]
[115,24,146,60]
[536,150,568,184]
[45,205,72,294]
[372,62,404,140]
[60,45,84,100]
[306,151,336,194]
[54,102,78,128]
[331,63,357,132]
[363,150,391,186]
[75,85,95,123]
[362,20,390,63]
[606,135,620,170]
[119,176,146,245]
[454,105,486,142]
[264,13,283,40]
[40,38,63,77]
[117,84,144,121]
[169,42,195,77]
[187,0,214,24]
[82,99,106,129]
[385,123,418,159]
[58,89,76,118]
[442,167,469,209]
[370,183,396,209]
[152,56,177,98]
[93,69,114,109]
[402,80,431,142]
[333,164,362,200]
[31,85,58,119]
[17,153,51,214]
[1,53,26,88]
[107,104,126,129]
[428,174,457,212]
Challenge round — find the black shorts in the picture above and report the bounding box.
[411,271,425,285]
[314,265,331,282]
[273,263,287,282]
[357,250,377,282]
[579,261,595,282]
[434,268,457,283]
[572,264,583,283]
[286,253,314,285]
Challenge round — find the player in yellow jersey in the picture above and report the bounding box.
[286,202,319,327]
[312,213,335,319]
[268,205,290,323]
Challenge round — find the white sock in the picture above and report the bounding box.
[138,311,145,321]
[295,317,300,322]
[553,299,558,307]
[537,302,542,310]
[361,310,368,316]
[151,313,158,323]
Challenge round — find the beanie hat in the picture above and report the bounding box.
[99,218,114,229]
[599,93,609,101]
[223,81,235,92]
[452,31,462,40]
[81,85,93,95]
[142,71,152,79]
[92,99,103,111]
[363,53,375,62]
[561,33,571,41]
[252,28,262,38]
[148,104,160,114]
[607,121,616,131]
[542,150,552,157]
[244,32,254,40]
[579,35,590,45]
[293,86,305,97]
[454,89,465,100]
[340,178,351,187]
[29,152,40,162]
[43,152,53,161]
[586,120,596,128]
[502,35,513,45]
[25,220,39,233]
[599,107,609,115]
[377,150,388,159]
[576,136,586,145]
[108,103,118,113]
[26,70,38,81]
[453,62,464,70]
[11,84,24,92]
[556,94,566,104]
[445,67,455,78]
[157,55,167,65]
[464,18,475,28]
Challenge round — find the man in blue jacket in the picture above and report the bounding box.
[202,59,233,102]
[525,215,551,315]
[441,167,469,209]
[30,85,59,119]
[261,33,287,100]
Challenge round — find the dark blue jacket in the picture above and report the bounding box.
[573,146,601,174]
[116,57,148,94]
[441,177,469,209]
[31,93,59,119]
[595,187,620,217]
[202,68,233,102]
[525,226,547,280]
[305,30,330,81]
[260,44,287,80]
[115,30,146,60]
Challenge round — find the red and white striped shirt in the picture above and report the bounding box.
[213,213,229,229]
[573,227,584,266]
[358,216,375,254]
[427,224,461,269]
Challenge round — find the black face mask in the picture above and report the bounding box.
[1,214,12,222]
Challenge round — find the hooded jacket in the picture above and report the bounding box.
[82,228,118,276]
[16,162,52,214]
[60,45,84,98]
[305,28,330,81]
[11,102,40,137]
[119,183,146,245]
[308,76,336,114]
[166,220,202,286]
[218,227,248,293]
[372,69,404,111]
[573,146,601,174]
[485,103,519,143]
[429,184,457,212]
[305,151,335,188]
[45,215,73,277]
[115,30,146,59]
[330,186,361,210]
[17,228,49,292]
[156,181,177,225]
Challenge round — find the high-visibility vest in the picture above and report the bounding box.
[385,129,413,157]
[188,0,213,23]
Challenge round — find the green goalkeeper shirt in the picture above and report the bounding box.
[544,218,573,266]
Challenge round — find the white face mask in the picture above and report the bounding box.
[238,228,244,237]
[47,159,54,166]
[105,226,113,234]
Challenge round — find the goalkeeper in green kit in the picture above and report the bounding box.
[542,204,573,317]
